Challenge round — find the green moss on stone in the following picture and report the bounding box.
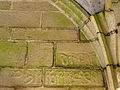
[42,12,75,28]
[0,42,26,67]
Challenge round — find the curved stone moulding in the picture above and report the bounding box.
[75,0,105,15]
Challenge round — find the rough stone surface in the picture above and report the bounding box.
[0,1,11,10]
[12,28,77,41]
[17,88,68,90]
[0,11,41,27]
[113,2,120,24]
[0,88,14,90]
[0,27,11,40]
[27,43,53,67]
[0,42,26,67]
[41,12,75,28]
[56,0,88,25]
[44,68,103,86]
[0,0,108,89]
[0,69,42,86]
[105,12,118,65]
[56,43,100,67]
[13,1,58,11]
[112,2,120,64]
[116,68,120,87]
[70,87,105,90]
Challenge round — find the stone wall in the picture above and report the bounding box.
[0,0,111,90]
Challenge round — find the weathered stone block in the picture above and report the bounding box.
[13,1,58,11]
[41,12,75,28]
[0,11,41,27]
[17,88,68,90]
[0,42,26,67]
[56,43,100,67]
[119,26,120,64]
[0,88,14,90]
[71,87,105,90]
[80,19,98,41]
[0,27,11,40]
[56,0,88,25]
[12,28,77,40]
[0,69,42,86]
[27,43,53,67]
[44,68,103,86]
[0,1,11,10]
[116,68,120,87]
[112,2,120,24]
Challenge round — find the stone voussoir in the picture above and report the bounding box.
[12,0,58,11]
[0,42,26,67]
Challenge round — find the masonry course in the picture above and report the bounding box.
[0,0,116,90]
[0,27,11,40]
[12,28,78,41]
[0,1,11,10]
[0,69,43,86]
[12,1,58,11]
[56,43,100,67]
[0,88,14,90]
[0,42,26,67]
[26,42,53,67]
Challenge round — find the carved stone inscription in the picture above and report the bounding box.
[57,52,100,67]
[0,69,42,86]
[45,69,103,86]
[56,43,100,67]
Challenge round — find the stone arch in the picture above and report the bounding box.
[50,0,106,67]
[51,1,120,89]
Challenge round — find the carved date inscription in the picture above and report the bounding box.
[0,69,42,86]
[56,52,100,67]
[45,69,103,86]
